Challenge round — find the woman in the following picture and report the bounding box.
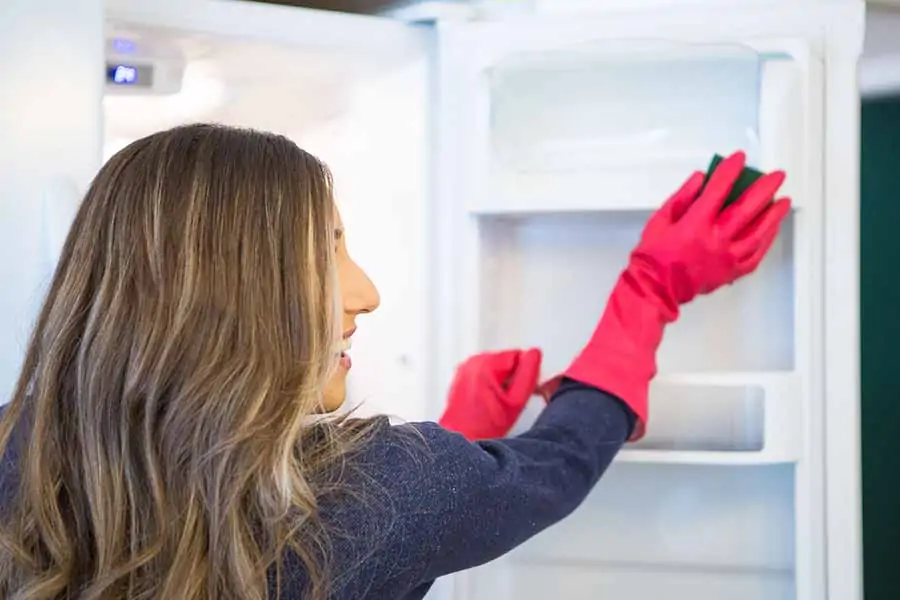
[0,124,789,600]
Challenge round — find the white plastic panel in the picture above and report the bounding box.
[475,41,807,213]
[464,464,796,600]
[491,47,761,169]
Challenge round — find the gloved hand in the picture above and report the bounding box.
[439,348,542,441]
[539,151,791,440]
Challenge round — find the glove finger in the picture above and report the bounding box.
[688,151,746,224]
[735,198,791,276]
[504,348,542,407]
[662,171,706,221]
[482,349,521,381]
[473,350,523,400]
[718,171,786,239]
[732,197,791,258]
[644,171,705,238]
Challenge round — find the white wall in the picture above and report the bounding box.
[0,0,104,403]
[865,7,900,57]
[861,6,900,97]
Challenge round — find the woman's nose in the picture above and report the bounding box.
[342,259,380,316]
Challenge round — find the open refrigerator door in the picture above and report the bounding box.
[103,0,434,424]
[431,3,864,599]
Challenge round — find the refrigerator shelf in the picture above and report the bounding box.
[510,371,801,465]
[620,371,802,464]
[616,449,794,465]
[474,164,807,215]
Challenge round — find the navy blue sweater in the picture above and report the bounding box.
[0,380,633,599]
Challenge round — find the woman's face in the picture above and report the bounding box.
[323,208,380,411]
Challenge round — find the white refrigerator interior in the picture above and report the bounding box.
[92,1,865,600]
[103,0,432,424]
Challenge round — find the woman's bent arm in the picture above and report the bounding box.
[314,380,633,599]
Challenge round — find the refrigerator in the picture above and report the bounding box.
[64,0,874,598]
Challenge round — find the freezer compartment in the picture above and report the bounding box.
[477,42,805,213]
[464,464,796,600]
[478,211,795,374]
[103,19,423,153]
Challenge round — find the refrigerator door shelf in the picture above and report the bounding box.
[508,371,802,466]
[480,173,806,215]
[621,371,802,465]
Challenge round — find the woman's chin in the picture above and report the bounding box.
[321,372,347,412]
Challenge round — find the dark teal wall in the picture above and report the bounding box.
[861,94,900,600]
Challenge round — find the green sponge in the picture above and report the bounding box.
[701,154,766,210]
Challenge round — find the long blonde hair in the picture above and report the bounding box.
[0,124,375,599]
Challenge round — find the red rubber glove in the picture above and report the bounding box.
[439,348,542,440]
[539,151,791,441]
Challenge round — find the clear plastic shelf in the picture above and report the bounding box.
[632,380,766,453]
[509,372,801,466]
[618,372,802,465]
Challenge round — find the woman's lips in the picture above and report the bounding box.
[340,327,355,370]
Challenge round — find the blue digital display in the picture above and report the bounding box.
[111,38,136,54]
[107,64,138,85]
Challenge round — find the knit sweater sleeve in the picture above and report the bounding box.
[306,380,634,599]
